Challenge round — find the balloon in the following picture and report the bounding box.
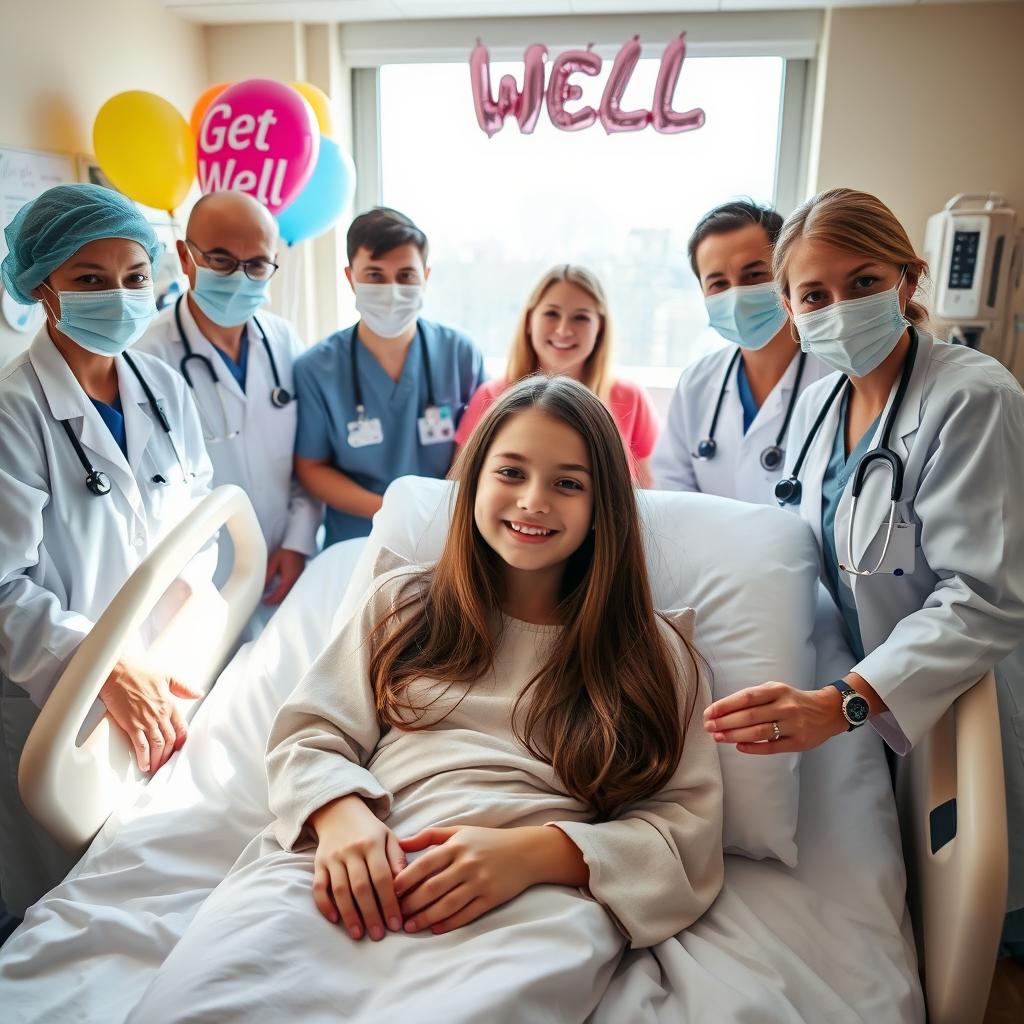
[599,36,650,134]
[546,47,602,132]
[190,82,231,138]
[276,137,356,246]
[197,79,319,215]
[93,91,196,212]
[652,34,705,134]
[469,42,547,137]
[290,82,335,137]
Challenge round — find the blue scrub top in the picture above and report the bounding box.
[293,318,487,546]
[821,391,880,661]
[735,359,759,435]
[89,394,127,457]
[213,326,249,392]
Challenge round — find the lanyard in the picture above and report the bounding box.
[351,324,435,420]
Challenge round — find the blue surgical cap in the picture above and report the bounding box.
[1,183,163,305]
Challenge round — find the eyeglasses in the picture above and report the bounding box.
[185,239,279,281]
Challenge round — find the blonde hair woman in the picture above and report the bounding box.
[455,265,659,486]
[702,187,1024,936]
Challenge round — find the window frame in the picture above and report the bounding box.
[348,29,815,379]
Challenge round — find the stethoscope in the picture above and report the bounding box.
[60,352,190,497]
[775,328,919,577]
[694,349,807,472]
[174,296,292,442]
[351,325,436,424]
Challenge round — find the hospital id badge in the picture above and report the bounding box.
[417,405,455,446]
[347,416,383,448]
[876,520,916,576]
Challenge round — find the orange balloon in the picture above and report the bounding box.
[190,82,232,138]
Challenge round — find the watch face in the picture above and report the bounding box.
[845,694,870,725]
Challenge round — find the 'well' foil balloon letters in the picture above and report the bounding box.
[470,33,704,137]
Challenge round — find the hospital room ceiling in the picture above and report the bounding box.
[164,0,1019,22]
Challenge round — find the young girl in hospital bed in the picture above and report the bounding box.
[455,264,660,485]
[126,376,724,1024]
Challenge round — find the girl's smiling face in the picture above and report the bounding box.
[474,407,593,578]
[527,280,602,380]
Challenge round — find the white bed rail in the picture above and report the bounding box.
[18,485,266,854]
[896,671,1007,1024]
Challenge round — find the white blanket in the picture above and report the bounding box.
[0,541,924,1023]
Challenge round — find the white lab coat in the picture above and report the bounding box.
[785,329,1024,909]
[0,328,214,916]
[137,299,321,590]
[652,344,832,505]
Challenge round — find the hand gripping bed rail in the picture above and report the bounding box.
[18,485,267,854]
[896,671,1007,1024]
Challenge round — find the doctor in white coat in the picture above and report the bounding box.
[702,188,1024,920]
[0,184,214,916]
[138,191,320,620]
[652,200,829,504]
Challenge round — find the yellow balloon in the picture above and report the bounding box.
[93,91,196,213]
[290,82,334,137]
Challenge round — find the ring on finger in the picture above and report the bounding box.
[770,720,782,742]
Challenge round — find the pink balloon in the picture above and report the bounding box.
[652,34,705,134]
[599,36,651,134]
[470,42,548,137]
[546,48,602,132]
[197,78,319,214]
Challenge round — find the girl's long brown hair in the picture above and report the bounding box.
[368,376,694,819]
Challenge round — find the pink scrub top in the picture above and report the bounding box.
[455,376,660,479]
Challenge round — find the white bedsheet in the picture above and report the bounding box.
[0,541,924,1023]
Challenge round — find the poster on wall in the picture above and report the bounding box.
[0,146,77,265]
[0,146,76,334]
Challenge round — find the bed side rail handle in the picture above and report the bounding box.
[897,670,1007,1024]
[18,485,267,853]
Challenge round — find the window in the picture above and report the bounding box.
[375,55,792,381]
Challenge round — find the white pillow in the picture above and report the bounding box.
[338,476,821,866]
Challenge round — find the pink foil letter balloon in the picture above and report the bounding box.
[470,42,548,137]
[198,79,319,214]
[652,34,705,134]
[599,36,651,134]
[545,47,603,132]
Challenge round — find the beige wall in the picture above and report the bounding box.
[0,0,207,155]
[0,0,208,361]
[811,3,1024,250]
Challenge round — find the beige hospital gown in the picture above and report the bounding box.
[128,553,724,1024]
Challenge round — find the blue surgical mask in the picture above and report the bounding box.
[45,285,157,356]
[705,282,788,350]
[793,276,909,378]
[191,266,270,327]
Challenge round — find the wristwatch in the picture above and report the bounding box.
[827,680,870,731]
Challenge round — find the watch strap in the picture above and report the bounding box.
[826,679,866,731]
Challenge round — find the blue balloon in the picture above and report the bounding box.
[276,136,356,245]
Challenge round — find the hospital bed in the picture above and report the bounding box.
[0,479,1007,1024]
